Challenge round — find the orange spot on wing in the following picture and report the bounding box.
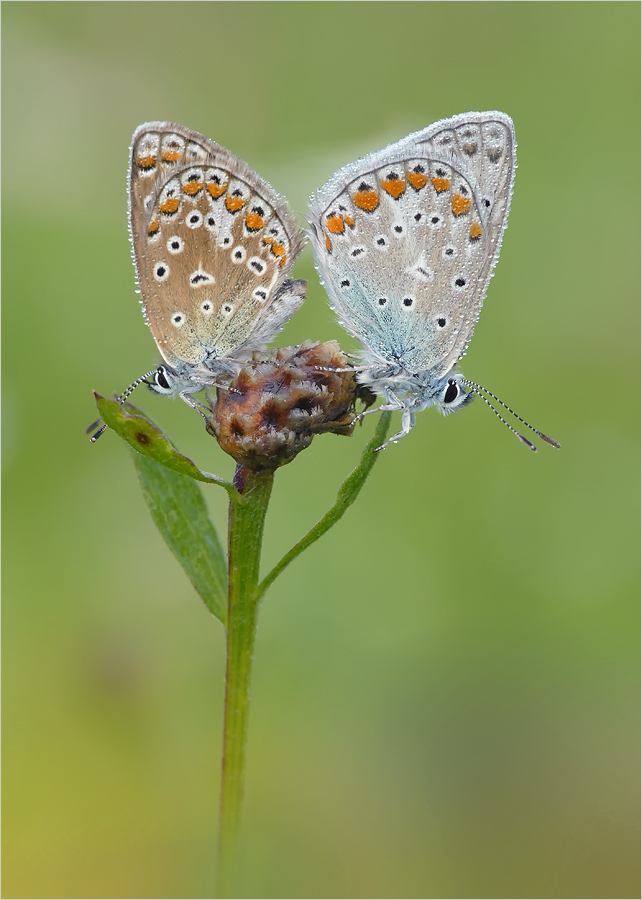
[470,220,482,239]
[138,155,156,171]
[382,178,406,199]
[432,176,450,193]
[226,195,248,213]
[262,235,274,245]
[183,180,203,196]
[452,194,471,216]
[325,233,332,252]
[160,198,180,215]
[207,180,228,199]
[245,211,265,231]
[326,214,345,234]
[279,255,287,267]
[162,150,182,163]
[407,171,428,190]
[353,189,379,211]
[343,215,355,227]
[148,218,159,236]
[271,242,286,258]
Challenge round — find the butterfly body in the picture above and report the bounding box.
[309,111,516,446]
[128,122,306,401]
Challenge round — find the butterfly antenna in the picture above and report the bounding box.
[88,368,158,443]
[463,379,561,450]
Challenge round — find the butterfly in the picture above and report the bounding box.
[308,111,559,452]
[89,122,305,440]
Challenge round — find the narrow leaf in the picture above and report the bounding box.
[132,451,228,624]
[255,411,391,602]
[94,394,238,498]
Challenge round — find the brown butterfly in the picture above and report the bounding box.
[89,122,305,440]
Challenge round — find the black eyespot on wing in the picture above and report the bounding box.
[378,297,387,306]
[341,279,350,287]
[437,317,446,327]
[403,297,413,307]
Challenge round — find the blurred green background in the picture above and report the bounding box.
[3,3,639,898]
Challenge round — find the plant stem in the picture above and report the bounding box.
[218,464,274,897]
[216,413,390,894]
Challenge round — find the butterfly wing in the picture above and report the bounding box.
[309,112,515,379]
[129,122,304,369]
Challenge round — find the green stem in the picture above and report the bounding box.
[218,465,274,898]
[216,412,390,894]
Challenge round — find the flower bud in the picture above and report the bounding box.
[207,341,373,469]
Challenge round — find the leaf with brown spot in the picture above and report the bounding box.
[94,394,238,496]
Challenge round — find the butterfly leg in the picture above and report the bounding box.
[375,397,416,451]
[179,391,214,423]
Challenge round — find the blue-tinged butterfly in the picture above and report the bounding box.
[308,111,559,451]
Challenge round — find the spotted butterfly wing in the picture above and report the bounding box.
[129,122,304,373]
[308,111,515,380]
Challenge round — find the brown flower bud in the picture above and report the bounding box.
[206,341,374,469]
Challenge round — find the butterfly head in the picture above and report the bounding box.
[146,364,181,398]
[432,373,475,416]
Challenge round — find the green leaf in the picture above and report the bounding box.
[94,394,238,498]
[255,410,391,603]
[132,451,228,624]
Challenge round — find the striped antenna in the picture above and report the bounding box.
[87,368,159,443]
[463,379,560,451]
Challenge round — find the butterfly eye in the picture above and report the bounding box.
[156,367,171,390]
[444,379,459,404]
